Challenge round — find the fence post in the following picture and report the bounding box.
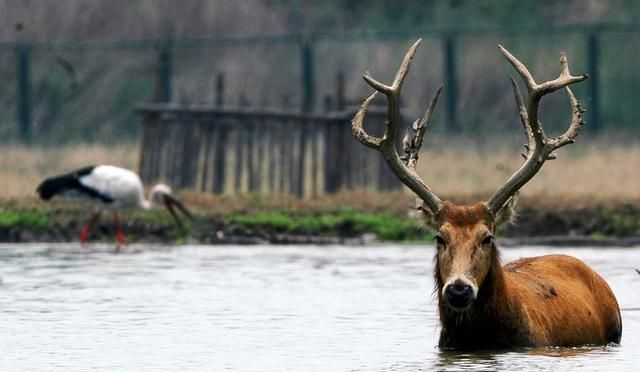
[442,33,459,133]
[586,30,601,133]
[300,37,315,113]
[15,45,32,143]
[157,40,172,102]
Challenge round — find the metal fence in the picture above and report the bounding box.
[2,23,640,143]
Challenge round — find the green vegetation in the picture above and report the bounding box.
[227,208,429,241]
[0,209,54,230]
[593,204,640,237]
[1,199,639,243]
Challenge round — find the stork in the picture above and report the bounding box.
[36,165,193,245]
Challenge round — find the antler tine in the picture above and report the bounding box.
[404,85,443,171]
[351,39,443,213]
[547,87,586,150]
[499,45,537,93]
[509,77,534,160]
[486,47,588,215]
[352,91,382,149]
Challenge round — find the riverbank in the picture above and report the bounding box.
[1,193,639,245]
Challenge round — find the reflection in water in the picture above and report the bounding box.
[0,243,638,371]
[434,350,499,371]
[526,345,613,357]
[433,344,624,372]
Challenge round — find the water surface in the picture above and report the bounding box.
[0,243,638,371]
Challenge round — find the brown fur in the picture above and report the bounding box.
[432,202,622,350]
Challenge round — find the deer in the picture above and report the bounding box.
[351,39,622,350]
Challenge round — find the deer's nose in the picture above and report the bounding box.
[444,280,474,309]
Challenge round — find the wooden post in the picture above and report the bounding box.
[179,120,199,188]
[296,120,308,197]
[199,122,213,192]
[279,120,288,193]
[324,120,341,193]
[234,122,245,193]
[255,118,265,193]
[268,118,277,193]
[310,122,319,197]
[247,121,257,192]
[213,122,228,194]
[288,118,298,195]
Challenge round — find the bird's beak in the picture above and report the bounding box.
[163,194,194,228]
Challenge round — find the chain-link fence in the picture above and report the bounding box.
[1,24,638,143]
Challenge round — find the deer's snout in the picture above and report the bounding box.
[444,279,475,310]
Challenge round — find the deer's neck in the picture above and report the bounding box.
[437,248,529,349]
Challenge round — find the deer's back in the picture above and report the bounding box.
[503,254,622,346]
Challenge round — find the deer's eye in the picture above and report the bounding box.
[481,235,494,245]
[434,235,446,248]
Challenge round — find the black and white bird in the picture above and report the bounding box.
[36,165,193,245]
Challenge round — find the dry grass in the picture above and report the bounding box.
[0,143,138,199]
[415,137,640,207]
[1,140,638,211]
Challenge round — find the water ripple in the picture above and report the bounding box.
[0,243,638,371]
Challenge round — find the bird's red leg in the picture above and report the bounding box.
[80,211,101,245]
[113,212,129,245]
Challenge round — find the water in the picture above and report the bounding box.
[0,243,638,371]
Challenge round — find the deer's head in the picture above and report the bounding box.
[352,39,586,311]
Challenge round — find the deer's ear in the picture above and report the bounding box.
[417,204,439,231]
[495,194,519,227]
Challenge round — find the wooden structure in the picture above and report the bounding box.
[136,104,401,196]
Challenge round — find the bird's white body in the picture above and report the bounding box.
[71,165,147,209]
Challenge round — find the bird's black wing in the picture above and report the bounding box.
[36,165,114,203]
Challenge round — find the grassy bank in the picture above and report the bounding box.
[1,194,639,244]
[0,205,428,244]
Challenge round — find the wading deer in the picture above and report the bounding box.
[352,39,622,349]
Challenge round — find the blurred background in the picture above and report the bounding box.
[0,0,638,203]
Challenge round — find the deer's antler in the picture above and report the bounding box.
[485,46,588,215]
[351,39,443,214]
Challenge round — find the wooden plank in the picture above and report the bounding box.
[287,118,297,195]
[247,120,257,192]
[296,119,308,197]
[323,120,335,193]
[233,120,245,194]
[278,119,287,194]
[309,121,318,197]
[180,121,198,188]
[267,118,276,193]
[213,120,228,194]
[158,120,171,185]
[199,120,214,192]
[255,118,265,193]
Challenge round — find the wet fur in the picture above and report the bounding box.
[432,202,622,350]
